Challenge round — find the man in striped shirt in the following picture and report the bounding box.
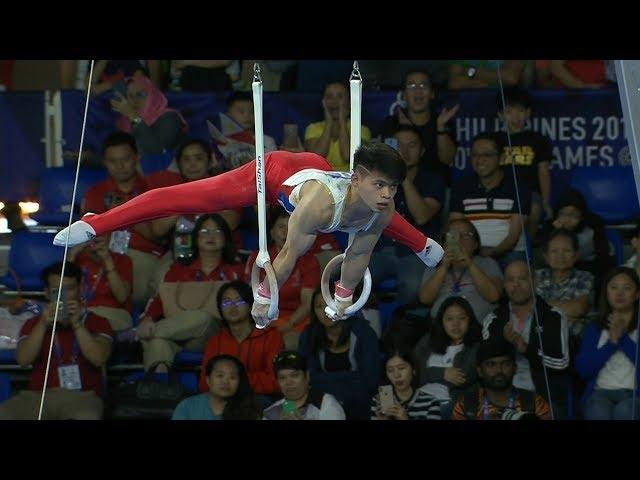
[481,260,570,418]
[449,133,531,270]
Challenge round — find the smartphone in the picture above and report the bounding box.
[384,137,399,151]
[282,399,298,417]
[446,230,461,257]
[50,287,69,323]
[379,385,395,412]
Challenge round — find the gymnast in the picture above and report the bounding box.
[54,144,444,326]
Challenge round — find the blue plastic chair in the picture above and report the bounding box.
[140,151,174,175]
[31,167,108,226]
[0,373,12,403]
[570,167,640,224]
[174,350,204,367]
[0,350,17,365]
[237,228,259,252]
[0,231,64,291]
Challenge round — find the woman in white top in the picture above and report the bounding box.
[414,296,482,419]
[576,266,640,420]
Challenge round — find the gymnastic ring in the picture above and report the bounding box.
[320,253,372,320]
[251,259,280,329]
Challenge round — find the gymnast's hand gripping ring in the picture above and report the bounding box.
[320,253,372,321]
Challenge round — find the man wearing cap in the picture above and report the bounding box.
[451,338,551,420]
[263,350,346,420]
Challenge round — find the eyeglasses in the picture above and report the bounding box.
[199,228,223,236]
[127,90,148,100]
[221,299,247,308]
[405,82,430,90]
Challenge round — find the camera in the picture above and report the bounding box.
[50,287,69,324]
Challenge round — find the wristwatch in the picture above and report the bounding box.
[467,67,477,78]
[131,116,143,125]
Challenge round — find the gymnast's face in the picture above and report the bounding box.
[104,144,139,184]
[352,168,398,213]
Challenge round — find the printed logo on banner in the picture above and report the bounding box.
[618,145,631,166]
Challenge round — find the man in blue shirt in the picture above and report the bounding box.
[370,126,446,304]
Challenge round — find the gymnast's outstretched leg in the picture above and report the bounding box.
[54,160,259,246]
[383,211,444,267]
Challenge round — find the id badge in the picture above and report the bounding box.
[109,230,132,255]
[58,364,82,390]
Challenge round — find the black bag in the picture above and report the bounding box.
[109,362,192,420]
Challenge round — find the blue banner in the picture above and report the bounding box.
[2,88,635,215]
[0,92,45,202]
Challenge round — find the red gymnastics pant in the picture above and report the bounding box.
[82,151,429,253]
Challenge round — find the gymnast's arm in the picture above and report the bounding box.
[339,205,394,291]
[270,183,334,288]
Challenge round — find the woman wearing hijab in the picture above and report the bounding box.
[112,76,188,156]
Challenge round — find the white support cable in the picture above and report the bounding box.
[496,65,556,420]
[614,60,640,420]
[38,60,95,420]
[348,61,362,248]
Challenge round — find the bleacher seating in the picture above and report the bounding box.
[570,166,640,225]
[140,151,174,175]
[0,231,63,291]
[31,167,108,226]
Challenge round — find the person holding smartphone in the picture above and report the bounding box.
[0,261,113,420]
[371,349,441,420]
[263,350,345,420]
[419,219,504,324]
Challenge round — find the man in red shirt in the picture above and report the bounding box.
[0,261,113,420]
[69,234,133,332]
[81,132,180,308]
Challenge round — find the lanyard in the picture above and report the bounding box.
[53,334,80,365]
[52,311,88,364]
[82,265,104,303]
[449,269,467,294]
[482,388,517,420]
